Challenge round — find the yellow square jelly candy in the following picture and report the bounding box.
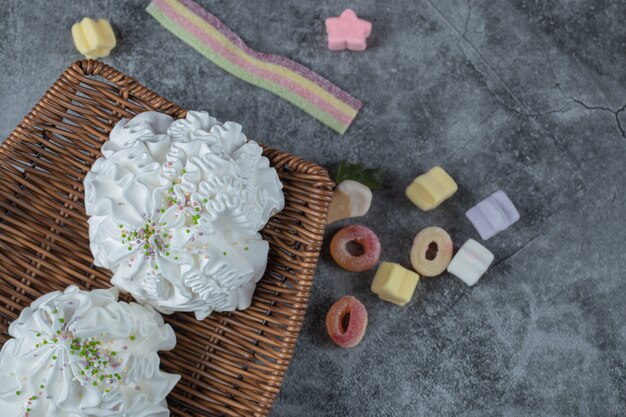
[371,262,420,306]
[72,18,116,59]
[405,166,458,211]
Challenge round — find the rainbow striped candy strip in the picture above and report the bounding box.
[147,0,363,134]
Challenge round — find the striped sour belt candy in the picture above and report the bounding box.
[147,0,363,134]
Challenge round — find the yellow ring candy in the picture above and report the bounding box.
[410,226,453,277]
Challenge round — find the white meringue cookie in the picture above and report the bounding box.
[84,111,284,320]
[0,285,179,417]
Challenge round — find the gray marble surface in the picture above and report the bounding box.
[1,0,625,416]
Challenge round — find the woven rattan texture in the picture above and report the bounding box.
[0,60,333,417]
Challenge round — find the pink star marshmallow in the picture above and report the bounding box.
[325,9,372,51]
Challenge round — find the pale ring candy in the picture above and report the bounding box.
[409,226,453,277]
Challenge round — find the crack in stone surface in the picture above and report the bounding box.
[492,232,543,269]
[554,81,626,139]
[490,200,577,271]
[432,292,470,323]
[568,97,626,139]
[428,0,625,139]
[427,0,572,120]
[462,0,472,39]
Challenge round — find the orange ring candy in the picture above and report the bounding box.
[330,225,381,272]
[325,296,368,348]
[409,226,453,277]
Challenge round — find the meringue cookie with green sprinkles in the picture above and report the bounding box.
[0,285,179,417]
[84,111,285,320]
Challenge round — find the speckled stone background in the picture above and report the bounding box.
[1,0,625,416]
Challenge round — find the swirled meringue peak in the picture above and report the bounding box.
[84,111,285,320]
[0,285,179,417]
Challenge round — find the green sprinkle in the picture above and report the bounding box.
[119,225,123,228]
[130,335,136,341]
[181,169,186,174]
[168,188,174,193]
[56,330,61,335]
[195,207,200,212]
[42,340,48,345]
[40,384,44,389]
[160,208,165,213]
[244,246,249,251]
[174,256,179,260]
[111,352,116,356]
[58,318,64,323]
[26,408,31,412]
[36,332,41,337]
[128,246,132,251]
[52,309,58,314]
[31,396,37,400]
[186,229,190,234]
[203,198,208,203]
[80,370,85,375]
[121,234,126,238]
[70,350,75,354]
[52,355,57,360]
[35,344,39,348]
[223,251,227,256]
[15,391,20,396]
[93,381,98,386]
[165,252,170,256]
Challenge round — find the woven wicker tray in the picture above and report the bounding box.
[0,60,333,416]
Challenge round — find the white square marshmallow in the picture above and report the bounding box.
[447,239,494,286]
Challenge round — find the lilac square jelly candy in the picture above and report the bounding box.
[466,190,520,240]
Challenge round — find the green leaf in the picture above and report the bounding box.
[335,160,386,190]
